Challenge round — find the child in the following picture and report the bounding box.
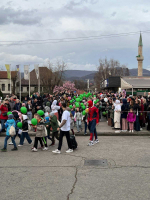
[83,112,88,135]
[74,108,82,133]
[18,114,32,147]
[32,113,47,151]
[49,112,59,146]
[1,114,18,152]
[44,116,52,141]
[127,108,136,133]
[70,113,75,135]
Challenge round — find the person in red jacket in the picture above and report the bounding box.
[0,100,8,133]
[87,100,99,146]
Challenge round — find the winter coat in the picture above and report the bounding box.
[50,115,59,133]
[9,101,15,111]
[5,119,16,136]
[14,103,22,111]
[0,104,8,120]
[74,112,82,121]
[36,119,46,137]
[121,99,129,119]
[133,104,140,116]
[127,112,136,123]
[26,104,32,112]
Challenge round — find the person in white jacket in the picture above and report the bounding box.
[51,100,60,119]
[74,108,82,133]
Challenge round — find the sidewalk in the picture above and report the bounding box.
[0,118,150,136]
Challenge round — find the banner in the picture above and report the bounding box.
[16,65,19,71]
[34,64,39,79]
[5,64,11,79]
[24,65,29,80]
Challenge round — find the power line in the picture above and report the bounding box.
[0,30,150,46]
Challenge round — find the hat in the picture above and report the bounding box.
[49,112,54,117]
[8,114,13,119]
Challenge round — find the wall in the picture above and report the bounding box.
[0,79,14,94]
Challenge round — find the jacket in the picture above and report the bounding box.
[5,119,16,136]
[121,99,129,118]
[26,104,32,112]
[50,115,59,133]
[74,112,82,121]
[14,103,22,111]
[0,104,8,120]
[127,112,136,123]
[36,119,46,137]
[22,115,28,131]
[9,101,15,111]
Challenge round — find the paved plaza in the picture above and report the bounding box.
[0,135,150,200]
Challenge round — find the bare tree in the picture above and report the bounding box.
[40,61,67,93]
[94,58,129,91]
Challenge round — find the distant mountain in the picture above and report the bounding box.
[63,70,94,78]
[129,68,150,76]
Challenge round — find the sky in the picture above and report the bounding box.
[0,0,150,72]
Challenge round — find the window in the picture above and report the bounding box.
[35,87,37,91]
[8,84,10,91]
[21,87,23,92]
[2,84,5,91]
[27,87,29,92]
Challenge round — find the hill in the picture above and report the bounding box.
[63,68,150,82]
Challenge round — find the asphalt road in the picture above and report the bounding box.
[0,136,150,200]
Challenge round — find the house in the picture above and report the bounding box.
[17,67,52,96]
[0,71,18,95]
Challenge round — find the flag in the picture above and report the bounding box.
[16,65,20,81]
[24,65,29,80]
[16,65,19,71]
[5,64,11,79]
[34,64,39,79]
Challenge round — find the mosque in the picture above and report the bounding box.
[101,33,150,96]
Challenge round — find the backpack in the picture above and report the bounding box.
[70,135,78,150]
[28,124,32,132]
[57,120,61,126]
[9,126,16,136]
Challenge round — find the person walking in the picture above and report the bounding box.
[52,103,73,154]
[0,100,8,133]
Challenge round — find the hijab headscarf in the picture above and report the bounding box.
[51,100,60,113]
[114,100,121,111]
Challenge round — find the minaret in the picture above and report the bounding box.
[137,33,144,76]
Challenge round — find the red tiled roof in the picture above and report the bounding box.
[0,71,18,79]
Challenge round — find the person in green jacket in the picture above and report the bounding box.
[49,112,59,146]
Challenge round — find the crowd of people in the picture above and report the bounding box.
[99,92,150,133]
[0,92,100,152]
[0,91,150,153]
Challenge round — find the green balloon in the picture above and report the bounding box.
[82,110,86,115]
[31,118,38,126]
[74,96,76,99]
[76,98,80,102]
[76,103,80,108]
[7,111,12,116]
[82,105,86,110]
[69,105,73,109]
[37,110,44,116]
[106,111,108,114]
[17,122,22,128]
[103,111,106,116]
[94,101,97,104]
[97,99,99,102]
[21,107,27,114]
[70,100,72,103]
[81,103,84,106]
[94,95,96,97]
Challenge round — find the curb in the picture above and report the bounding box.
[0,132,150,137]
